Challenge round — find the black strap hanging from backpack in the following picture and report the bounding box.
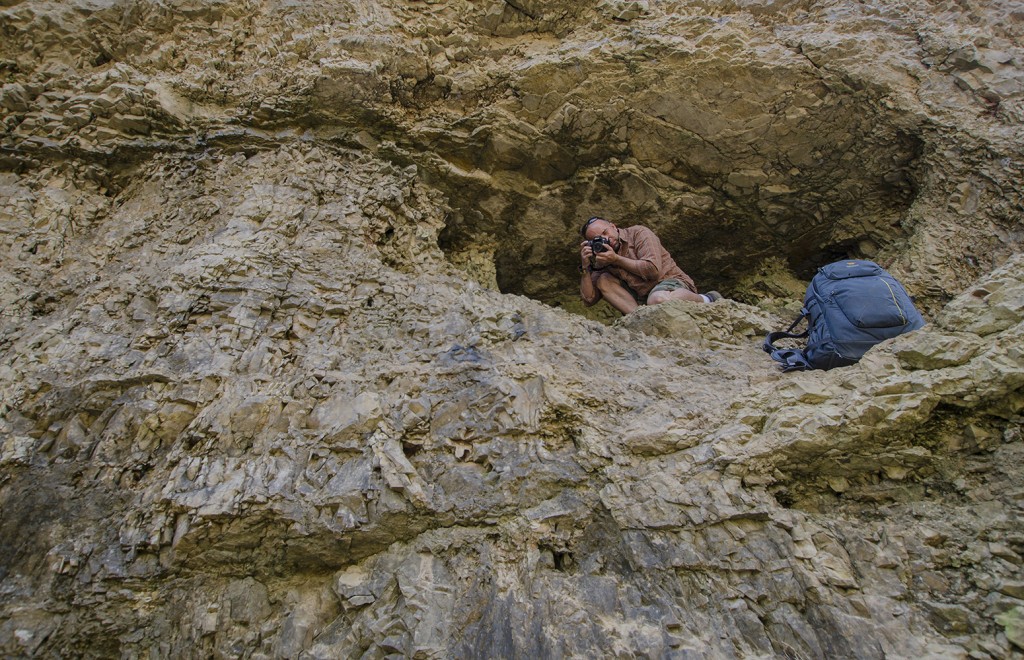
[762,310,813,372]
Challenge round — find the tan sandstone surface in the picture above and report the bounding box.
[1,0,1023,657]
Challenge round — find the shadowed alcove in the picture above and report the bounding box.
[434,56,926,319]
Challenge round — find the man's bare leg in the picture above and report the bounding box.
[596,274,639,314]
[647,288,705,305]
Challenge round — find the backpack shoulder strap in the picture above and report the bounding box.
[763,311,813,372]
[767,347,813,372]
[763,310,808,354]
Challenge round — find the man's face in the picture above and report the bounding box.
[585,219,619,249]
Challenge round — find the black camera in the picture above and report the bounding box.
[587,236,610,269]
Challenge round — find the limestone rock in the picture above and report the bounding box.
[1,0,1023,657]
[617,298,779,349]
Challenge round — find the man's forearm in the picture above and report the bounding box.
[613,255,658,280]
[580,272,601,306]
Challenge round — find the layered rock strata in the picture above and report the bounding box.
[1,0,1023,657]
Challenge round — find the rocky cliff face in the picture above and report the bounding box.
[2,0,1023,657]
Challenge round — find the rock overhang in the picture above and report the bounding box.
[425,49,927,315]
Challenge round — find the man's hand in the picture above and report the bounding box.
[579,241,593,270]
[580,240,618,271]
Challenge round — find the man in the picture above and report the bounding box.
[578,216,721,315]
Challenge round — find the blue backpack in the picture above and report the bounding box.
[763,260,925,371]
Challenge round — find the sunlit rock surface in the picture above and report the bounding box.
[1,0,1022,657]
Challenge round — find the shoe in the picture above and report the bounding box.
[705,290,723,302]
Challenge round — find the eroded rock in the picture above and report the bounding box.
[1,0,1023,657]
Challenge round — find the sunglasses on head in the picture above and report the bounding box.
[580,216,604,237]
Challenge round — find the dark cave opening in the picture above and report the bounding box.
[435,88,927,319]
[439,151,924,318]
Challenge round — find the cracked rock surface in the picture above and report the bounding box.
[1,0,1023,657]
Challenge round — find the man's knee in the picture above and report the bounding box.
[647,290,668,305]
[648,286,702,305]
[595,273,621,292]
